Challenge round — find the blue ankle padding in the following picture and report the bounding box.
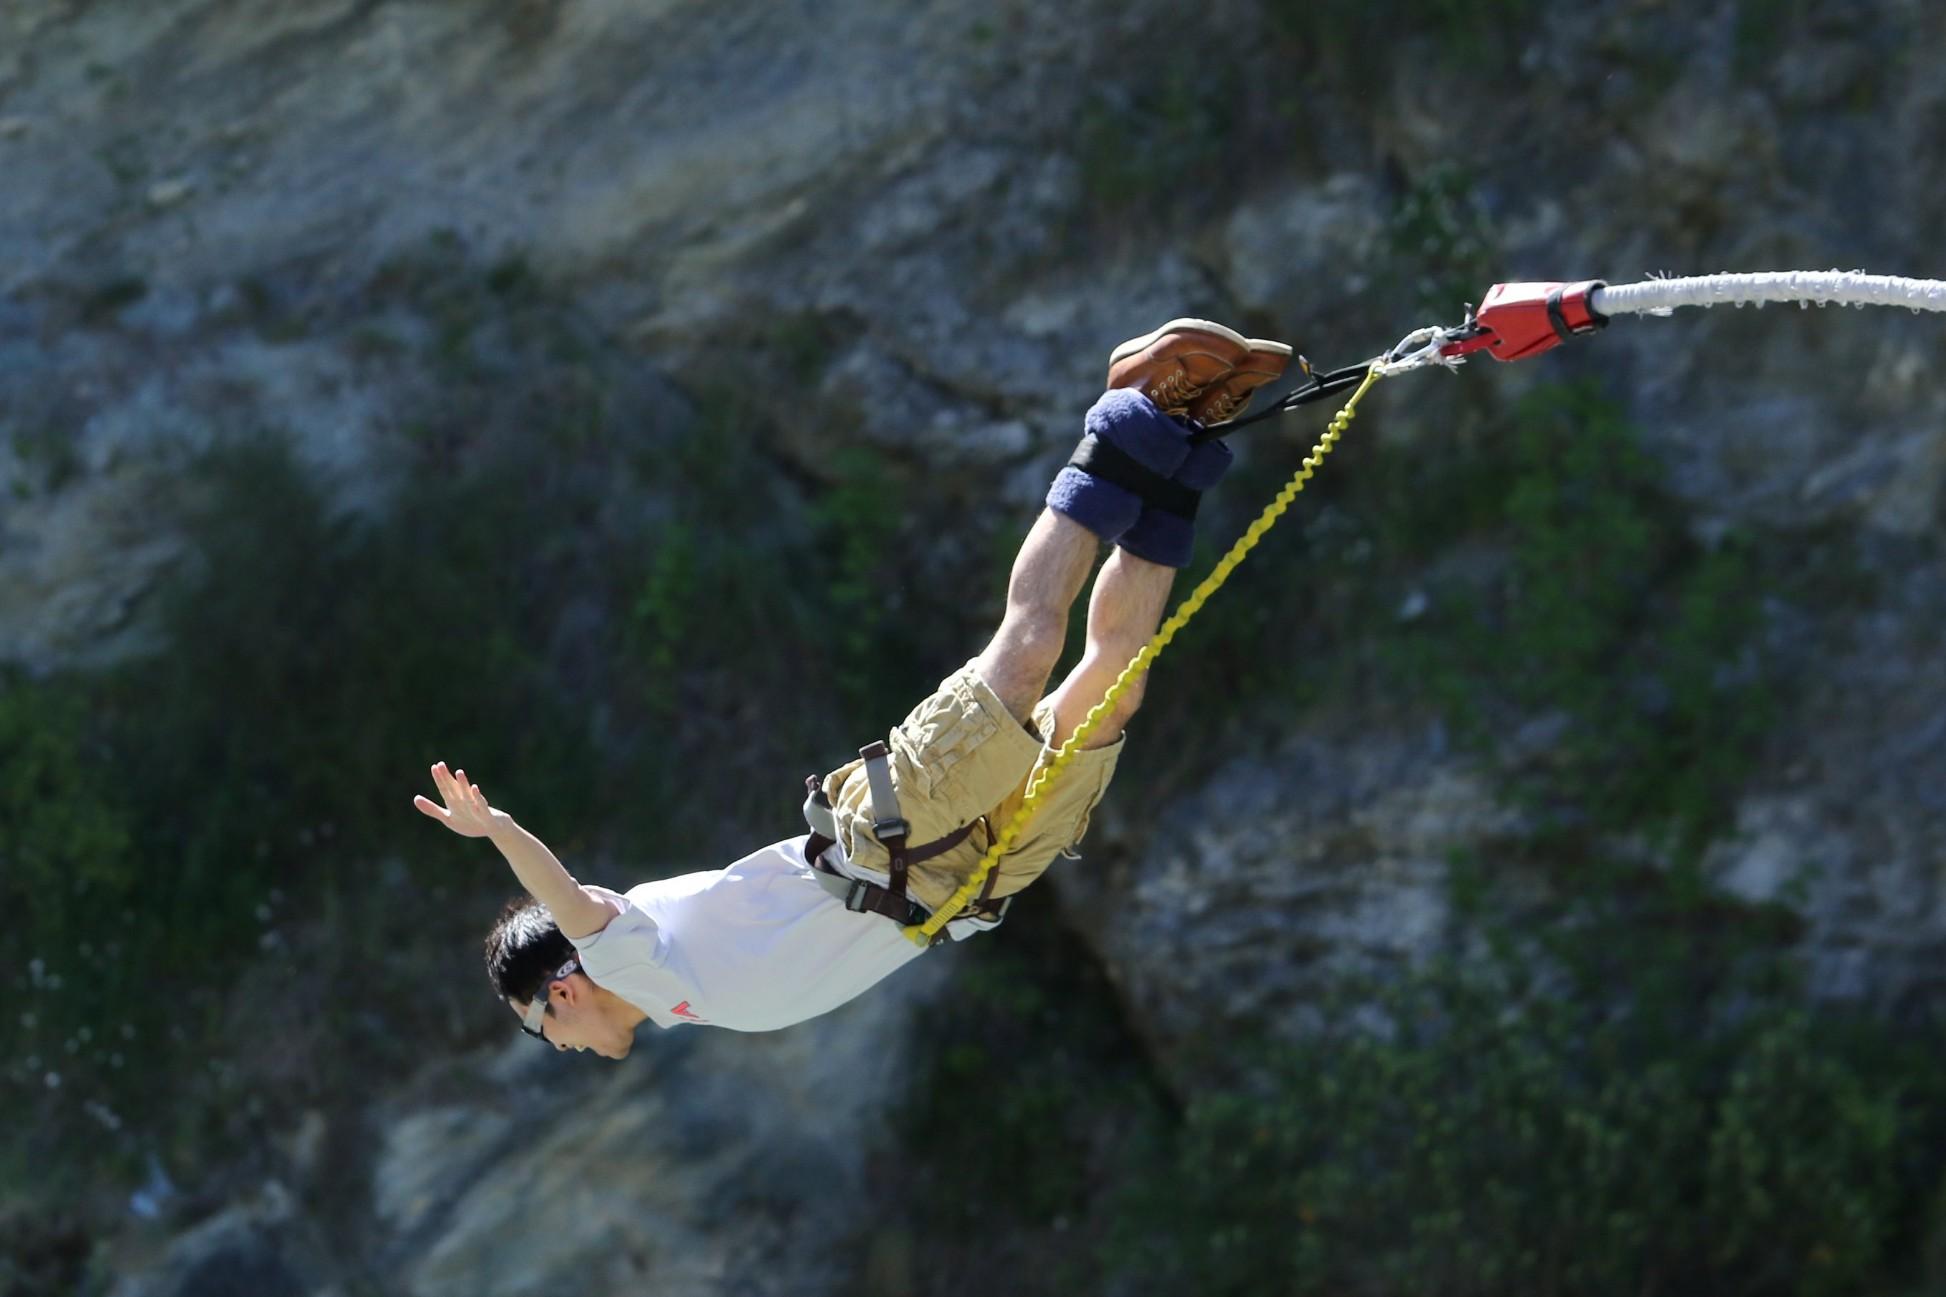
[1117,438,1234,567]
[1048,389,1197,543]
[1175,438,1233,491]
[1119,506,1195,567]
[1086,388,1193,476]
[1047,464,1142,542]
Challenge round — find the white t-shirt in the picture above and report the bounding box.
[567,835,927,1032]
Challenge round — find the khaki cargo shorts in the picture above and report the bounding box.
[821,659,1122,914]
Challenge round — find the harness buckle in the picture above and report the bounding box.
[844,878,873,914]
[872,815,910,844]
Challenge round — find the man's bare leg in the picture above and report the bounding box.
[1042,548,1175,748]
[974,508,1102,724]
[982,319,1283,751]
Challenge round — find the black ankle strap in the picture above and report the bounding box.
[1067,433,1202,519]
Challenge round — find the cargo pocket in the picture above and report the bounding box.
[889,665,1040,834]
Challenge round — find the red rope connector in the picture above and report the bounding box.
[1439,280,1609,362]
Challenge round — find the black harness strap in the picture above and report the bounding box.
[972,816,1003,906]
[800,772,979,926]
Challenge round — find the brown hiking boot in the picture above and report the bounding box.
[1186,338,1296,425]
[1105,319,1252,417]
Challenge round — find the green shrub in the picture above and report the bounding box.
[1109,972,1935,1297]
[618,384,969,775]
[1091,377,1930,1295]
[1706,1017,1905,1294]
[0,672,139,1071]
[1385,165,1500,315]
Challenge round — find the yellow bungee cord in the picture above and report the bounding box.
[903,364,1388,946]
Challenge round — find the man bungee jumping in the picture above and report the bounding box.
[413,320,1293,1056]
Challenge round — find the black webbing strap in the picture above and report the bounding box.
[1547,286,1577,343]
[1546,284,1608,341]
[887,827,909,904]
[1067,433,1202,518]
[877,812,982,905]
[909,819,979,866]
[972,816,1002,906]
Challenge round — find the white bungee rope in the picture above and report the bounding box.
[1592,270,1946,318]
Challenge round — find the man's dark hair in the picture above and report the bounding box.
[484,895,575,1008]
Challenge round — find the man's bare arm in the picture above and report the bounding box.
[413,761,620,939]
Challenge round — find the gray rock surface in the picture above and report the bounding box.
[106,1181,326,1297]
[376,963,950,1297]
[1058,720,1524,1087]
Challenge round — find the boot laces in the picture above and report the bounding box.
[1148,369,1194,408]
[1199,390,1243,422]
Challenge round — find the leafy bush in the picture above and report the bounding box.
[1109,971,1935,1297]
[0,672,138,1080]
[1385,164,1500,315]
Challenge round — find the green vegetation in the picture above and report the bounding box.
[1111,974,1942,1297]
[807,445,919,716]
[7,421,85,495]
[1074,70,1239,222]
[1733,0,1814,80]
[1385,164,1499,315]
[1068,3,1540,245]
[1262,0,1544,84]
[620,381,958,758]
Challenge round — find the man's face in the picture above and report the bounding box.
[510,974,634,1060]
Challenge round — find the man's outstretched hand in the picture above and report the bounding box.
[414,760,616,939]
[414,761,512,839]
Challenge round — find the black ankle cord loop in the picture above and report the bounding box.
[1188,361,1376,444]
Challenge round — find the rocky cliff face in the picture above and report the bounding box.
[5,0,1943,1293]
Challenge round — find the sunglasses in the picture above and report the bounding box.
[519,957,581,1041]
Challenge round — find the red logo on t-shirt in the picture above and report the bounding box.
[670,1000,707,1023]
